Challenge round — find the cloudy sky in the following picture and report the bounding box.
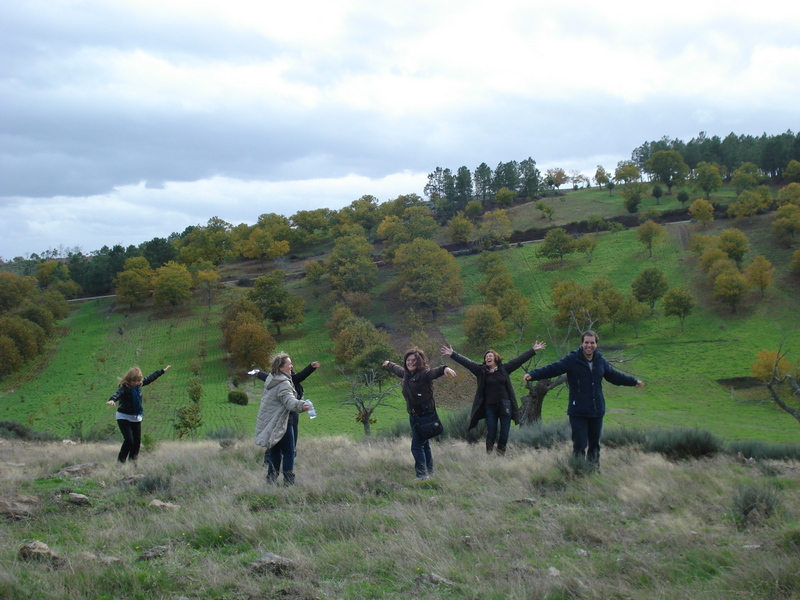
[2,0,799,260]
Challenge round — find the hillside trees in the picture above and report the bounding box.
[689,198,715,229]
[152,261,193,310]
[249,271,304,336]
[644,150,689,194]
[392,239,463,321]
[631,267,669,313]
[447,212,473,244]
[327,234,377,295]
[636,220,667,258]
[750,347,800,426]
[772,204,800,246]
[744,255,774,297]
[463,304,505,347]
[692,162,723,199]
[221,297,276,369]
[474,209,512,249]
[377,206,439,259]
[538,228,575,262]
[662,287,695,332]
[114,257,154,309]
[340,369,401,436]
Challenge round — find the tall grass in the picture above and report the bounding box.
[2,436,799,599]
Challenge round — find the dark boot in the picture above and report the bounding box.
[496,445,506,457]
[283,471,296,486]
[266,466,278,485]
[486,442,494,454]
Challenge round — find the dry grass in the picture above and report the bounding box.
[2,436,800,599]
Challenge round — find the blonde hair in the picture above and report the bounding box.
[269,353,291,376]
[121,367,143,387]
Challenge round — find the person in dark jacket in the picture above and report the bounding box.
[442,341,546,455]
[382,348,456,480]
[249,360,320,460]
[524,330,643,465]
[106,365,171,463]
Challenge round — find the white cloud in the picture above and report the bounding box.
[2,0,800,259]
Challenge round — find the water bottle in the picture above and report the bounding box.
[306,400,317,419]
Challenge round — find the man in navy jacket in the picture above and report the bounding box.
[524,330,644,465]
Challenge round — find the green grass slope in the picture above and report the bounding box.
[1,185,799,444]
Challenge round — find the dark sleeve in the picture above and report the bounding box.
[526,356,570,381]
[256,371,268,382]
[449,352,483,377]
[108,386,125,403]
[602,359,639,387]
[142,369,165,386]
[503,347,538,374]
[427,365,448,381]
[292,364,317,385]
[384,361,405,379]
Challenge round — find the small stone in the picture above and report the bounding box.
[68,493,91,506]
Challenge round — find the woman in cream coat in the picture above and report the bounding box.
[254,353,312,485]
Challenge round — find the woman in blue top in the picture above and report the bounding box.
[524,331,643,465]
[106,364,171,463]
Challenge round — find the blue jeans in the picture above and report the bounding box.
[265,426,295,479]
[569,416,603,463]
[484,403,511,448]
[409,415,434,476]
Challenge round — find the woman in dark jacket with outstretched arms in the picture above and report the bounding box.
[442,341,545,455]
[523,330,643,465]
[382,347,456,480]
[106,365,171,464]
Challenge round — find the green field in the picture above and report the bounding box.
[2,185,799,444]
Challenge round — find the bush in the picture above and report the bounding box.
[228,390,249,406]
[136,473,172,495]
[441,407,485,444]
[644,428,722,460]
[602,427,648,448]
[732,482,782,529]
[512,419,571,449]
[0,420,57,441]
[726,440,800,461]
[207,426,242,440]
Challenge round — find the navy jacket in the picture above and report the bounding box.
[525,347,637,418]
[108,369,166,416]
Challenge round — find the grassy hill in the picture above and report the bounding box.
[1,185,799,444]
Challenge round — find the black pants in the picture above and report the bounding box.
[117,419,142,463]
[569,416,603,463]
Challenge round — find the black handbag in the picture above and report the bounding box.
[415,410,444,440]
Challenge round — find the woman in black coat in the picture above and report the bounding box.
[442,342,545,455]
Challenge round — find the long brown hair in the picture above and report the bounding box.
[402,347,429,371]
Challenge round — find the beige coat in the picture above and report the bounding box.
[254,373,306,448]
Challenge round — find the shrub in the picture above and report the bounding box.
[0,420,57,441]
[227,390,249,406]
[602,427,648,448]
[732,482,782,529]
[726,440,800,461]
[441,407,486,444]
[512,419,571,449]
[644,428,722,460]
[207,426,242,440]
[136,473,172,495]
